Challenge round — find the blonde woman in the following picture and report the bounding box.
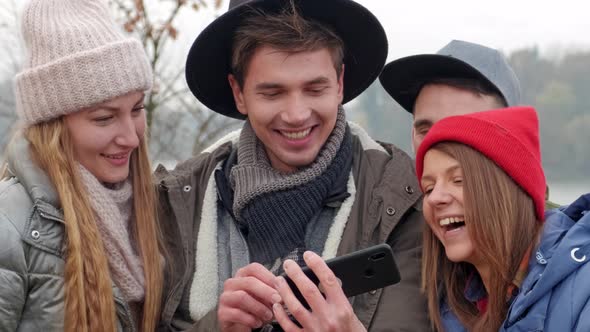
[0,0,163,331]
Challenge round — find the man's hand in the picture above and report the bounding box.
[272,251,367,332]
[218,263,282,332]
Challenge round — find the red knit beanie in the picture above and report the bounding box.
[415,106,546,221]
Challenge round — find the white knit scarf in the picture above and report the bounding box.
[78,165,145,302]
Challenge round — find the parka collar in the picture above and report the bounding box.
[6,133,60,208]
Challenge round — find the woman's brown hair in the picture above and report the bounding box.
[24,118,163,331]
[421,142,542,332]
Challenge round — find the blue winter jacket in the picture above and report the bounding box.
[441,193,590,331]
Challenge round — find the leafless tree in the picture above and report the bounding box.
[109,0,238,162]
[1,0,238,162]
[0,0,21,76]
[0,0,22,156]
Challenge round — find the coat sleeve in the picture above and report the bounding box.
[162,306,219,332]
[382,207,432,332]
[0,213,28,331]
[182,307,220,332]
[574,292,590,332]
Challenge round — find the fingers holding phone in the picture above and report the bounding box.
[218,262,282,331]
[303,251,348,304]
[273,251,366,332]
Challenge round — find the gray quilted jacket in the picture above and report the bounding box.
[0,137,136,331]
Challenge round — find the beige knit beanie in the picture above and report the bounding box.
[14,0,153,125]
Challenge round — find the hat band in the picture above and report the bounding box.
[15,39,152,125]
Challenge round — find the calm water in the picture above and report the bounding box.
[547,180,589,206]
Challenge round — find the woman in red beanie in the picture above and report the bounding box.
[415,106,590,332]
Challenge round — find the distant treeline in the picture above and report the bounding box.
[1,47,589,179]
[350,47,590,181]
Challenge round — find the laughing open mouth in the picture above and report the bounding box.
[439,217,465,231]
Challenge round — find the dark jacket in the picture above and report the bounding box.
[156,123,429,331]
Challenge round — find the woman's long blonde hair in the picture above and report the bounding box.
[22,117,163,331]
[421,142,542,332]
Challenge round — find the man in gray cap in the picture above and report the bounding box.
[379,39,558,208]
[380,39,520,151]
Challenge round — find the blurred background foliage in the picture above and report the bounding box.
[0,0,588,202]
[351,47,590,181]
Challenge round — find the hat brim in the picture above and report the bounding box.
[379,54,495,113]
[186,0,387,119]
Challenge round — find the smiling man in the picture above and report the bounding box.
[228,46,342,173]
[156,0,428,331]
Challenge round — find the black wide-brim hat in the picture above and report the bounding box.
[185,0,388,119]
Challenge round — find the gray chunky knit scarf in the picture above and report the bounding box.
[78,165,145,302]
[230,108,352,264]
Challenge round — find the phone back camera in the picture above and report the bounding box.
[364,268,375,278]
[370,252,386,261]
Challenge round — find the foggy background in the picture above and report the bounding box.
[1,0,588,204]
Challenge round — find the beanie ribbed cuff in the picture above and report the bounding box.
[14,39,152,125]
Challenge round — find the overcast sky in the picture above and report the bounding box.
[174,0,590,62]
[359,0,590,59]
[8,0,590,65]
[5,0,589,201]
[5,0,589,80]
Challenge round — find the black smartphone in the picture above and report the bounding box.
[281,243,401,309]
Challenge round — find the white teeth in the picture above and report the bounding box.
[281,128,311,139]
[439,217,465,226]
[104,154,126,159]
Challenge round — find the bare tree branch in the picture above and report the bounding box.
[0,0,22,76]
[1,0,235,162]
[107,0,235,162]
[0,0,21,157]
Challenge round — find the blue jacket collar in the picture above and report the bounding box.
[506,194,590,323]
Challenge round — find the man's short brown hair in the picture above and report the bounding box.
[231,1,344,88]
